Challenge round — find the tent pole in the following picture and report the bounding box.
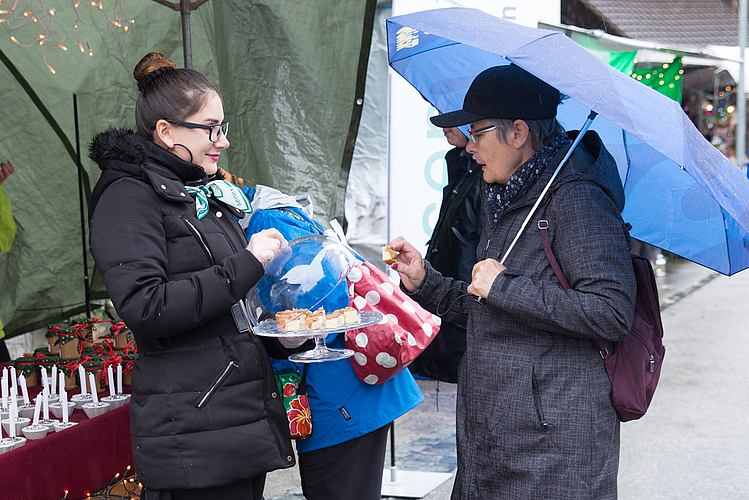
[73,94,92,318]
[738,0,747,173]
[180,0,193,69]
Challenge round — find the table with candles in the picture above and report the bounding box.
[0,362,134,500]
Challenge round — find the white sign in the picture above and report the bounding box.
[387,0,542,257]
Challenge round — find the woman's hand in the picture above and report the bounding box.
[466,259,506,299]
[0,161,14,185]
[388,236,426,292]
[247,228,287,264]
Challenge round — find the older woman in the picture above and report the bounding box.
[390,65,636,500]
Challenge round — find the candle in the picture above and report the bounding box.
[41,366,48,392]
[59,372,66,407]
[1,367,7,411]
[89,373,99,404]
[18,375,30,406]
[9,390,17,438]
[78,365,87,396]
[50,366,57,395]
[107,366,116,395]
[9,367,17,398]
[61,385,69,424]
[42,386,50,421]
[117,364,123,395]
[32,394,42,426]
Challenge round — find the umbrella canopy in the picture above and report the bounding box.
[387,8,749,276]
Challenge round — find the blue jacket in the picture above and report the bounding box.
[247,203,423,452]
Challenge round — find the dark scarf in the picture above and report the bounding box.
[485,134,571,223]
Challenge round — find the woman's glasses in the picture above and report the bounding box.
[165,120,229,142]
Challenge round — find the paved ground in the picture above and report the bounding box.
[266,255,749,499]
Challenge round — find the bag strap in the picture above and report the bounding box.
[539,198,570,290]
[298,364,308,395]
[538,197,612,357]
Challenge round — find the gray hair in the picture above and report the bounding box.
[488,117,565,151]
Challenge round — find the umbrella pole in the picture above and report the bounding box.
[499,111,598,265]
[73,93,92,317]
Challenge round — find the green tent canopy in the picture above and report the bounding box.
[0,0,375,338]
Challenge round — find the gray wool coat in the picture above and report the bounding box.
[410,131,636,500]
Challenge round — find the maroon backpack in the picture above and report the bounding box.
[540,213,665,422]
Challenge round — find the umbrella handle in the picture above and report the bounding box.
[498,111,598,266]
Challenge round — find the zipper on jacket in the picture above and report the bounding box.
[197,359,239,409]
[531,369,550,430]
[182,216,215,265]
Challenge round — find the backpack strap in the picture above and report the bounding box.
[538,197,570,290]
[538,196,613,357]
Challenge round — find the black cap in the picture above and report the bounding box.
[430,65,561,128]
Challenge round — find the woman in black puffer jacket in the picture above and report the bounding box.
[89,52,300,500]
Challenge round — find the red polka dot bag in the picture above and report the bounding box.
[343,261,440,385]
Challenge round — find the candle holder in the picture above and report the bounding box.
[22,424,50,440]
[0,436,27,453]
[82,401,110,419]
[70,393,93,410]
[1,416,31,436]
[17,404,35,419]
[38,418,60,431]
[101,394,128,410]
[49,401,75,419]
[53,421,78,432]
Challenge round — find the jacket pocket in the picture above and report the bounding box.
[196,358,239,409]
[531,368,550,430]
[181,216,215,266]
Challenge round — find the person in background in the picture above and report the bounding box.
[0,160,16,362]
[409,125,483,383]
[88,52,301,500]
[389,65,636,499]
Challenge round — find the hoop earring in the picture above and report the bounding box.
[172,143,194,164]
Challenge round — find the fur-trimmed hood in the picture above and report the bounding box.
[88,128,209,219]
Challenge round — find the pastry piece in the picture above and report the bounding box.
[326,310,345,328]
[304,308,327,330]
[342,307,359,325]
[276,308,307,332]
[382,245,399,265]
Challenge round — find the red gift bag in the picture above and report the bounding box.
[343,261,440,385]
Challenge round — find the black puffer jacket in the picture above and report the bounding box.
[88,129,295,491]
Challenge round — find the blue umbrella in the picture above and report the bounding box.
[387,8,749,275]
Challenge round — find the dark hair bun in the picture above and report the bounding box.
[133,52,177,85]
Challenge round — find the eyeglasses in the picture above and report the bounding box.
[468,124,497,143]
[165,120,229,142]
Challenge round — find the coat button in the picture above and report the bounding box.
[287,455,293,462]
[216,211,223,218]
[180,192,186,197]
[271,392,277,398]
[160,184,167,190]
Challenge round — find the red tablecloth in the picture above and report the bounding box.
[0,368,134,500]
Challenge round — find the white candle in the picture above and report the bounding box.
[107,366,116,395]
[9,390,17,438]
[9,367,17,398]
[1,368,8,411]
[59,372,66,406]
[61,385,69,424]
[78,365,87,396]
[18,375,30,406]
[50,366,58,395]
[117,364,123,395]
[32,395,42,426]
[42,386,50,421]
[41,367,48,392]
[89,373,99,404]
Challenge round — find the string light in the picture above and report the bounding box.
[0,0,135,74]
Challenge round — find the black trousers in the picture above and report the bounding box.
[298,424,391,500]
[142,474,265,500]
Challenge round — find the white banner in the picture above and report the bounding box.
[387,0,543,259]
